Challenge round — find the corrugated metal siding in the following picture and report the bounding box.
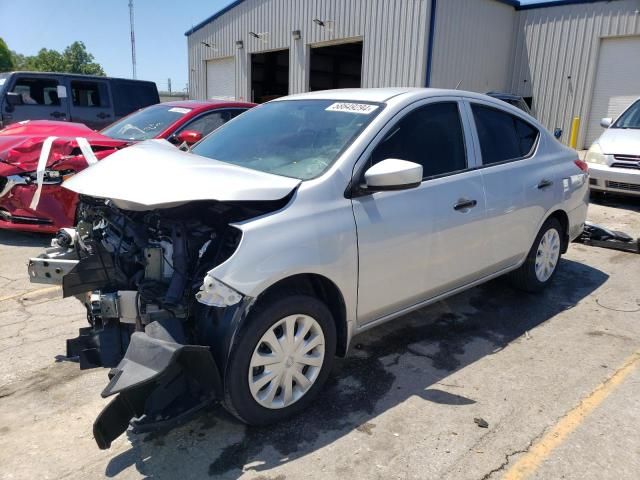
[509,0,640,148]
[188,0,430,101]
[430,0,516,92]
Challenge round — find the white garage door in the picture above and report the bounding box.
[206,57,235,99]
[585,36,640,148]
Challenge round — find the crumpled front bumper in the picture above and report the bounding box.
[94,323,223,449]
[27,228,249,449]
[0,180,79,233]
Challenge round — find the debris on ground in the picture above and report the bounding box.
[474,417,489,428]
[577,221,640,254]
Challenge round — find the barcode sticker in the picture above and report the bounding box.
[325,103,379,114]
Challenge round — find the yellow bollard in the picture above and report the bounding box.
[569,116,580,149]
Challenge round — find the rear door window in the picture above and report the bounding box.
[12,77,60,105]
[369,101,467,178]
[471,104,539,165]
[71,81,110,107]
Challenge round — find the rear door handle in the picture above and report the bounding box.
[537,179,554,189]
[50,111,66,119]
[97,112,111,119]
[453,199,478,211]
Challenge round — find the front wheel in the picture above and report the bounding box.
[510,217,563,292]
[223,294,336,425]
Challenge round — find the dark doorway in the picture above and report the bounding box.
[251,49,289,103]
[309,41,363,91]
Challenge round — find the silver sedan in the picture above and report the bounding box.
[28,88,589,448]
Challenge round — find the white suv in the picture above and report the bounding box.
[29,88,589,448]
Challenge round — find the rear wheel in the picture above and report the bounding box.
[223,293,336,425]
[510,217,563,292]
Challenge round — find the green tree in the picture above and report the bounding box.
[62,41,105,76]
[6,41,105,76]
[10,51,26,70]
[24,48,65,72]
[0,38,13,72]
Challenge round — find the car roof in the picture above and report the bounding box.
[2,71,155,84]
[276,87,501,104]
[486,91,524,101]
[160,99,256,110]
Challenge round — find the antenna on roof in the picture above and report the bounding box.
[455,79,463,90]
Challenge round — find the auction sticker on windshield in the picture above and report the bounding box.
[168,107,191,114]
[325,103,379,114]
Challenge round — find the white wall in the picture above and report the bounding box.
[509,0,640,148]
[430,0,517,93]
[187,0,431,101]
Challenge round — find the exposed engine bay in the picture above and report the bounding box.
[28,194,289,449]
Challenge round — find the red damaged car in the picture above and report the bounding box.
[0,100,254,233]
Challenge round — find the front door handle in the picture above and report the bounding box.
[453,199,478,211]
[97,112,111,119]
[537,179,554,189]
[50,111,66,119]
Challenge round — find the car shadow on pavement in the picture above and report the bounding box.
[0,230,52,248]
[104,258,608,479]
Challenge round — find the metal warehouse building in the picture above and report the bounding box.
[186,0,640,148]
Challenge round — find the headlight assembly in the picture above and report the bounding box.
[585,143,606,165]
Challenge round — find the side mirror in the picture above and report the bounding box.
[176,129,203,145]
[6,92,23,107]
[364,159,423,191]
[600,117,612,128]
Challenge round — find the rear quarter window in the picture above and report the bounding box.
[111,80,159,116]
[472,104,539,165]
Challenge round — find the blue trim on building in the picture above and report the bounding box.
[425,0,438,87]
[494,0,521,7]
[185,0,246,36]
[517,0,610,11]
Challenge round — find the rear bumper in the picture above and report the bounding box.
[588,163,640,196]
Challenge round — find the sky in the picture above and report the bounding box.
[0,0,232,92]
[1,0,546,93]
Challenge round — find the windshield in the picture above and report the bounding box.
[613,100,640,129]
[191,99,382,180]
[101,104,192,140]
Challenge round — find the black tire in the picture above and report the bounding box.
[223,293,336,425]
[510,217,564,293]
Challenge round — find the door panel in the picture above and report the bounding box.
[479,155,560,269]
[352,99,491,326]
[354,171,488,324]
[68,79,113,129]
[466,100,561,268]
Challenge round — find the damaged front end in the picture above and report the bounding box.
[28,196,285,448]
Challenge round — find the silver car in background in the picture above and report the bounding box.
[586,98,640,196]
[28,88,589,448]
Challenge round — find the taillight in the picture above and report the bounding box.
[574,159,589,172]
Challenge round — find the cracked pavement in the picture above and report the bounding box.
[0,197,639,480]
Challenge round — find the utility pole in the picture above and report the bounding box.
[129,0,137,79]
[168,78,172,94]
